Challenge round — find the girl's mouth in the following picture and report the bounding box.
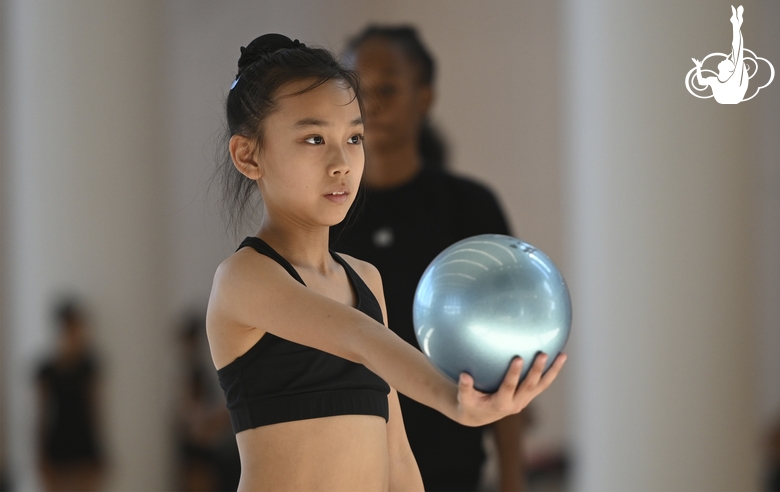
[324,191,349,204]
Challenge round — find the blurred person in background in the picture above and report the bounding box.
[330,25,528,492]
[175,312,239,492]
[35,299,105,492]
[1,435,10,491]
[767,413,780,491]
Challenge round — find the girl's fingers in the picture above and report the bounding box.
[458,372,475,402]
[538,353,567,386]
[518,353,548,390]
[459,371,474,387]
[527,353,567,396]
[497,357,524,396]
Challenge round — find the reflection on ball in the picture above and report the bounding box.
[413,234,571,393]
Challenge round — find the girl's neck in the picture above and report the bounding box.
[256,220,333,272]
[362,141,421,190]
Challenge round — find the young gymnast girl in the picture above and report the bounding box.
[206,33,566,491]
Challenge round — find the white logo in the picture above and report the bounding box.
[685,5,774,104]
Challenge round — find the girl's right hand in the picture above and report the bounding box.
[454,353,567,427]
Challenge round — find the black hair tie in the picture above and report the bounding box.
[249,33,306,55]
[232,34,305,90]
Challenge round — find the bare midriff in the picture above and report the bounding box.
[235,414,390,491]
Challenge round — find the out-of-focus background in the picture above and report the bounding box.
[1,0,778,490]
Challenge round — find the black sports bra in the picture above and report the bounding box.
[217,237,390,433]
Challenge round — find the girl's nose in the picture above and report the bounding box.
[328,149,351,176]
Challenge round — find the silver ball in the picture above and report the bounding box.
[413,234,572,392]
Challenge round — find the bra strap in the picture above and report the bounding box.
[237,237,306,286]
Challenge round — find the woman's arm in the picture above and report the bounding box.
[35,376,57,490]
[208,250,564,427]
[493,413,526,491]
[35,378,49,466]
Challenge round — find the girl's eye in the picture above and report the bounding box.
[348,134,364,145]
[305,136,324,145]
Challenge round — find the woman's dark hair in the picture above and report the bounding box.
[217,34,362,233]
[53,298,84,331]
[347,25,447,170]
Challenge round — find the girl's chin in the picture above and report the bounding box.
[323,211,351,228]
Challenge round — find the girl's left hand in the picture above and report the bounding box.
[454,353,567,427]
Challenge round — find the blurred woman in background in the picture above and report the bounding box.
[36,299,105,492]
[331,25,528,491]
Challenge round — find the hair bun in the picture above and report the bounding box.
[237,34,306,74]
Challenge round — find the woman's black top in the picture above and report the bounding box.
[330,169,510,491]
[37,354,103,464]
[217,237,390,433]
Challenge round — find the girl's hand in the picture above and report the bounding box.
[454,353,567,427]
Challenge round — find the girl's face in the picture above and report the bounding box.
[254,79,364,228]
[354,37,432,153]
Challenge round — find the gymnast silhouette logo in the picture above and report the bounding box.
[685,5,774,104]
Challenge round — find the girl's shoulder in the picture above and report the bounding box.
[212,246,294,297]
[335,253,383,291]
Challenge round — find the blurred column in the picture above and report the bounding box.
[753,0,780,438]
[0,0,9,487]
[4,1,169,489]
[563,1,760,490]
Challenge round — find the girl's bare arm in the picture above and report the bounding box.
[207,250,565,427]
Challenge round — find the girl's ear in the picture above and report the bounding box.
[418,85,434,116]
[229,134,262,180]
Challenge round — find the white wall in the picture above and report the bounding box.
[563,0,778,489]
[0,0,9,484]
[3,1,169,489]
[753,0,780,433]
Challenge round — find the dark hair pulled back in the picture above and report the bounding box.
[347,25,446,170]
[347,26,435,86]
[217,34,361,233]
[52,297,85,330]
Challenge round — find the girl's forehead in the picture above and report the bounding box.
[274,79,361,123]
